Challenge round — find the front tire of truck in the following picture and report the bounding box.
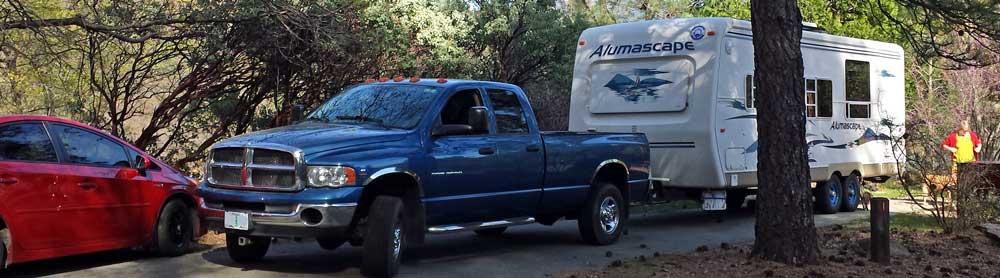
[814,175,844,214]
[225,233,270,263]
[362,196,405,277]
[579,183,625,245]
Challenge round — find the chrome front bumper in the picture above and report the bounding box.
[201,201,356,237]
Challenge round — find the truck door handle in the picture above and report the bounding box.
[0,177,16,185]
[478,147,496,155]
[78,182,97,190]
[526,145,541,152]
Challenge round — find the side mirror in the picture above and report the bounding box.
[291,104,306,124]
[135,156,149,176]
[468,106,489,133]
[432,124,474,137]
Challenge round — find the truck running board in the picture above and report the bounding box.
[426,217,536,234]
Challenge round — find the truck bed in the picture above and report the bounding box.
[538,131,650,213]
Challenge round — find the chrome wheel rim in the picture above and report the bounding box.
[392,222,402,260]
[847,182,859,204]
[829,183,839,206]
[599,196,619,234]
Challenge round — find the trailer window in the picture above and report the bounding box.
[845,60,870,118]
[805,79,817,117]
[818,80,833,117]
[586,57,692,113]
[745,75,756,109]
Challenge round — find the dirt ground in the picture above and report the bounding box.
[562,222,1000,278]
[197,230,226,246]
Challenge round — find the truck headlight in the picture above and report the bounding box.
[307,166,356,187]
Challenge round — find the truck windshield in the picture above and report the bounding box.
[306,84,441,129]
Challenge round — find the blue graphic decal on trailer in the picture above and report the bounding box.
[604,68,673,103]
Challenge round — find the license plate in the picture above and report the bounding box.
[702,190,727,211]
[703,198,727,211]
[224,211,250,231]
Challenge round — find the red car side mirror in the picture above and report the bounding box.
[116,168,141,180]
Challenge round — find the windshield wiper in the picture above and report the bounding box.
[335,115,385,125]
[302,115,330,123]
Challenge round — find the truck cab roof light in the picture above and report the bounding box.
[365,78,375,83]
[378,77,389,82]
[409,76,420,82]
[393,75,405,82]
[437,78,447,83]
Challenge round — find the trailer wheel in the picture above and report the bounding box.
[814,176,844,214]
[225,233,270,263]
[362,196,405,277]
[840,174,862,212]
[579,183,625,245]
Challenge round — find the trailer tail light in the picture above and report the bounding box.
[707,31,716,36]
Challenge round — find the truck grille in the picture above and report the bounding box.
[208,147,301,191]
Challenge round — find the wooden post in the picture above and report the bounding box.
[870,197,890,264]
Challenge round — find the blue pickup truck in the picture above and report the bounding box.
[197,79,649,276]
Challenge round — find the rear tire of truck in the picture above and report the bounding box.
[154,200,194,257]
[814,176,844,214]
[473,227,507,236]
[362,196,405,277]
[840,174,862,212]
[225,233,270,263]
[317,236,346,250]
[579,183,625,245]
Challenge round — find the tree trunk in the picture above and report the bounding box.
[749,0,819,265]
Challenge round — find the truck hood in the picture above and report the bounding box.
[218,122,410,154]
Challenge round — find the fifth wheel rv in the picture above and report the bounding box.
[569,17,905,214]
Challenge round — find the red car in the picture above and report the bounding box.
[0,115,203,269]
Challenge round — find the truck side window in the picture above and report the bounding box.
[0,123,58,163]
[745,75,756,109]
[487,89,529,134]
[440,89,487,134]
[845,60,871,118]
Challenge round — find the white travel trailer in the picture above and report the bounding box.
[568,17,905,214]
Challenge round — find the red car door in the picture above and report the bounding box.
[0,122,67,252]
[48,124,143,246]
